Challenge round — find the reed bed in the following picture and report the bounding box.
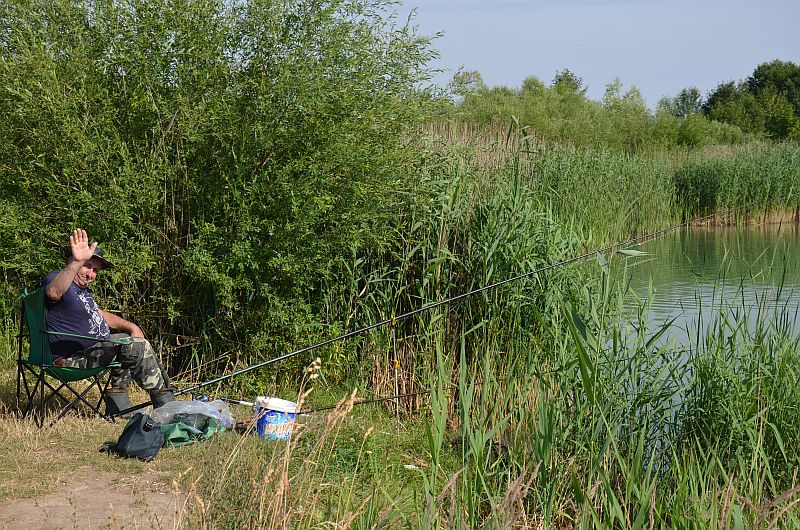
[421,120,800,247]
[153,263,800,528]
[300,127,800,527]
[322,124,800,398]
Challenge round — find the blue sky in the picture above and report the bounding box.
[397,0,799,108]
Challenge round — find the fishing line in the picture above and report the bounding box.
[112,212,734,416]
[171,210,720,399]
[301,391,431,414]
[115,198,786,417]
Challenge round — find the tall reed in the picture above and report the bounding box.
[174,252,800,527]
[410,258,800,527]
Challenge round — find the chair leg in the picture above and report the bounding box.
[45,373,116,427]
[16,364,21,415]
[49,383,99,427]
[16,363,25,418]
[23,367,40,420]
[96,374,116,422]
[20,365,62,428]
[36,367,46,428]
[17,364,35,419]
[18,365,120,428]
[16,328,24,417]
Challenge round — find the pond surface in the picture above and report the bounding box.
[617,223,800,347]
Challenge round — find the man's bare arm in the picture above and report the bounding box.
[45,259,84,300]
[100,309,145,338]
[45,228,97,300]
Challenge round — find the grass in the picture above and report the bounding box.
[2,123,800,527]
[4,275,800,527]
[0,368,452,524]
[0,406,155,501]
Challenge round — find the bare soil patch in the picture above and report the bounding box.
[0,467,183,530]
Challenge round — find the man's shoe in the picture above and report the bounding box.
[149,389,176,409]
[104,388,134,418]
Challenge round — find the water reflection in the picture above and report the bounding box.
[617,223,800,347]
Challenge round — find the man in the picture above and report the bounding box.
[43,228,175,415]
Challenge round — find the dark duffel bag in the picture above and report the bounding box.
[109,412,164,462]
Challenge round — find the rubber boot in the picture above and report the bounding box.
[149,389,176,409]
[104,388,134,418]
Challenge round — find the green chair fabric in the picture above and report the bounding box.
[16,287,129,427]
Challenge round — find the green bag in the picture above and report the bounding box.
[161,413,225,447]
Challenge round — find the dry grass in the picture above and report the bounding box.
[0,364,437,528]
[0,374,196,503]
[170,386,436,528]
[0,405,169,500]
[691,205,800,226]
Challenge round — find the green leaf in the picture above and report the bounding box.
[618,249,648,257]
[596,252,609,274]
[567,302,596,404]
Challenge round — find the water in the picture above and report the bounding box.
[616,223,800,347]
[606,224,800,449]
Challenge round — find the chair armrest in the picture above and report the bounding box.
[44,331,134,346]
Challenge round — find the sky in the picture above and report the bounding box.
[397,0,800,109]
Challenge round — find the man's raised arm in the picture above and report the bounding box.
[45,228,97,300]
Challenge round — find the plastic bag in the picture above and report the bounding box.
[161,417,225,447]
[150,399,235,430]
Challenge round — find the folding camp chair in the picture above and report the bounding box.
[16,287,130,427]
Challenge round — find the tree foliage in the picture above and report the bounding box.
[658,86,702,118]
[0,0,436,375]
[448,69,486,98]
[551,69,587,96]
[450,60,800,148]
[703,60,800,140]
[450,73,742,152]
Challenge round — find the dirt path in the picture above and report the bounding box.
[0,468,184,530]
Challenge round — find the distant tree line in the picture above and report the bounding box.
[448,60,800,151]
[702,60,800,140]
[658,60,800,141]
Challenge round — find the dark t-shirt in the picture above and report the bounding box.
[43,271,111,358]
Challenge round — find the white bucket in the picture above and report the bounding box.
[254,397,297,441]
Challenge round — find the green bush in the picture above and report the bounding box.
[0,0,436,376]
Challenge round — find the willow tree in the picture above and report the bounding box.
[0,0,437,374]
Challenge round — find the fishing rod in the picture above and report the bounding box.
[112,200,779,418]
[220,344,695,416]
[216,391,431,414]
[169,209,722,399]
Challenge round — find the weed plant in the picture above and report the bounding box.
[2,0,800,390]
[144,261,800,528]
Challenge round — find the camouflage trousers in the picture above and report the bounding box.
[58,334,171,391]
